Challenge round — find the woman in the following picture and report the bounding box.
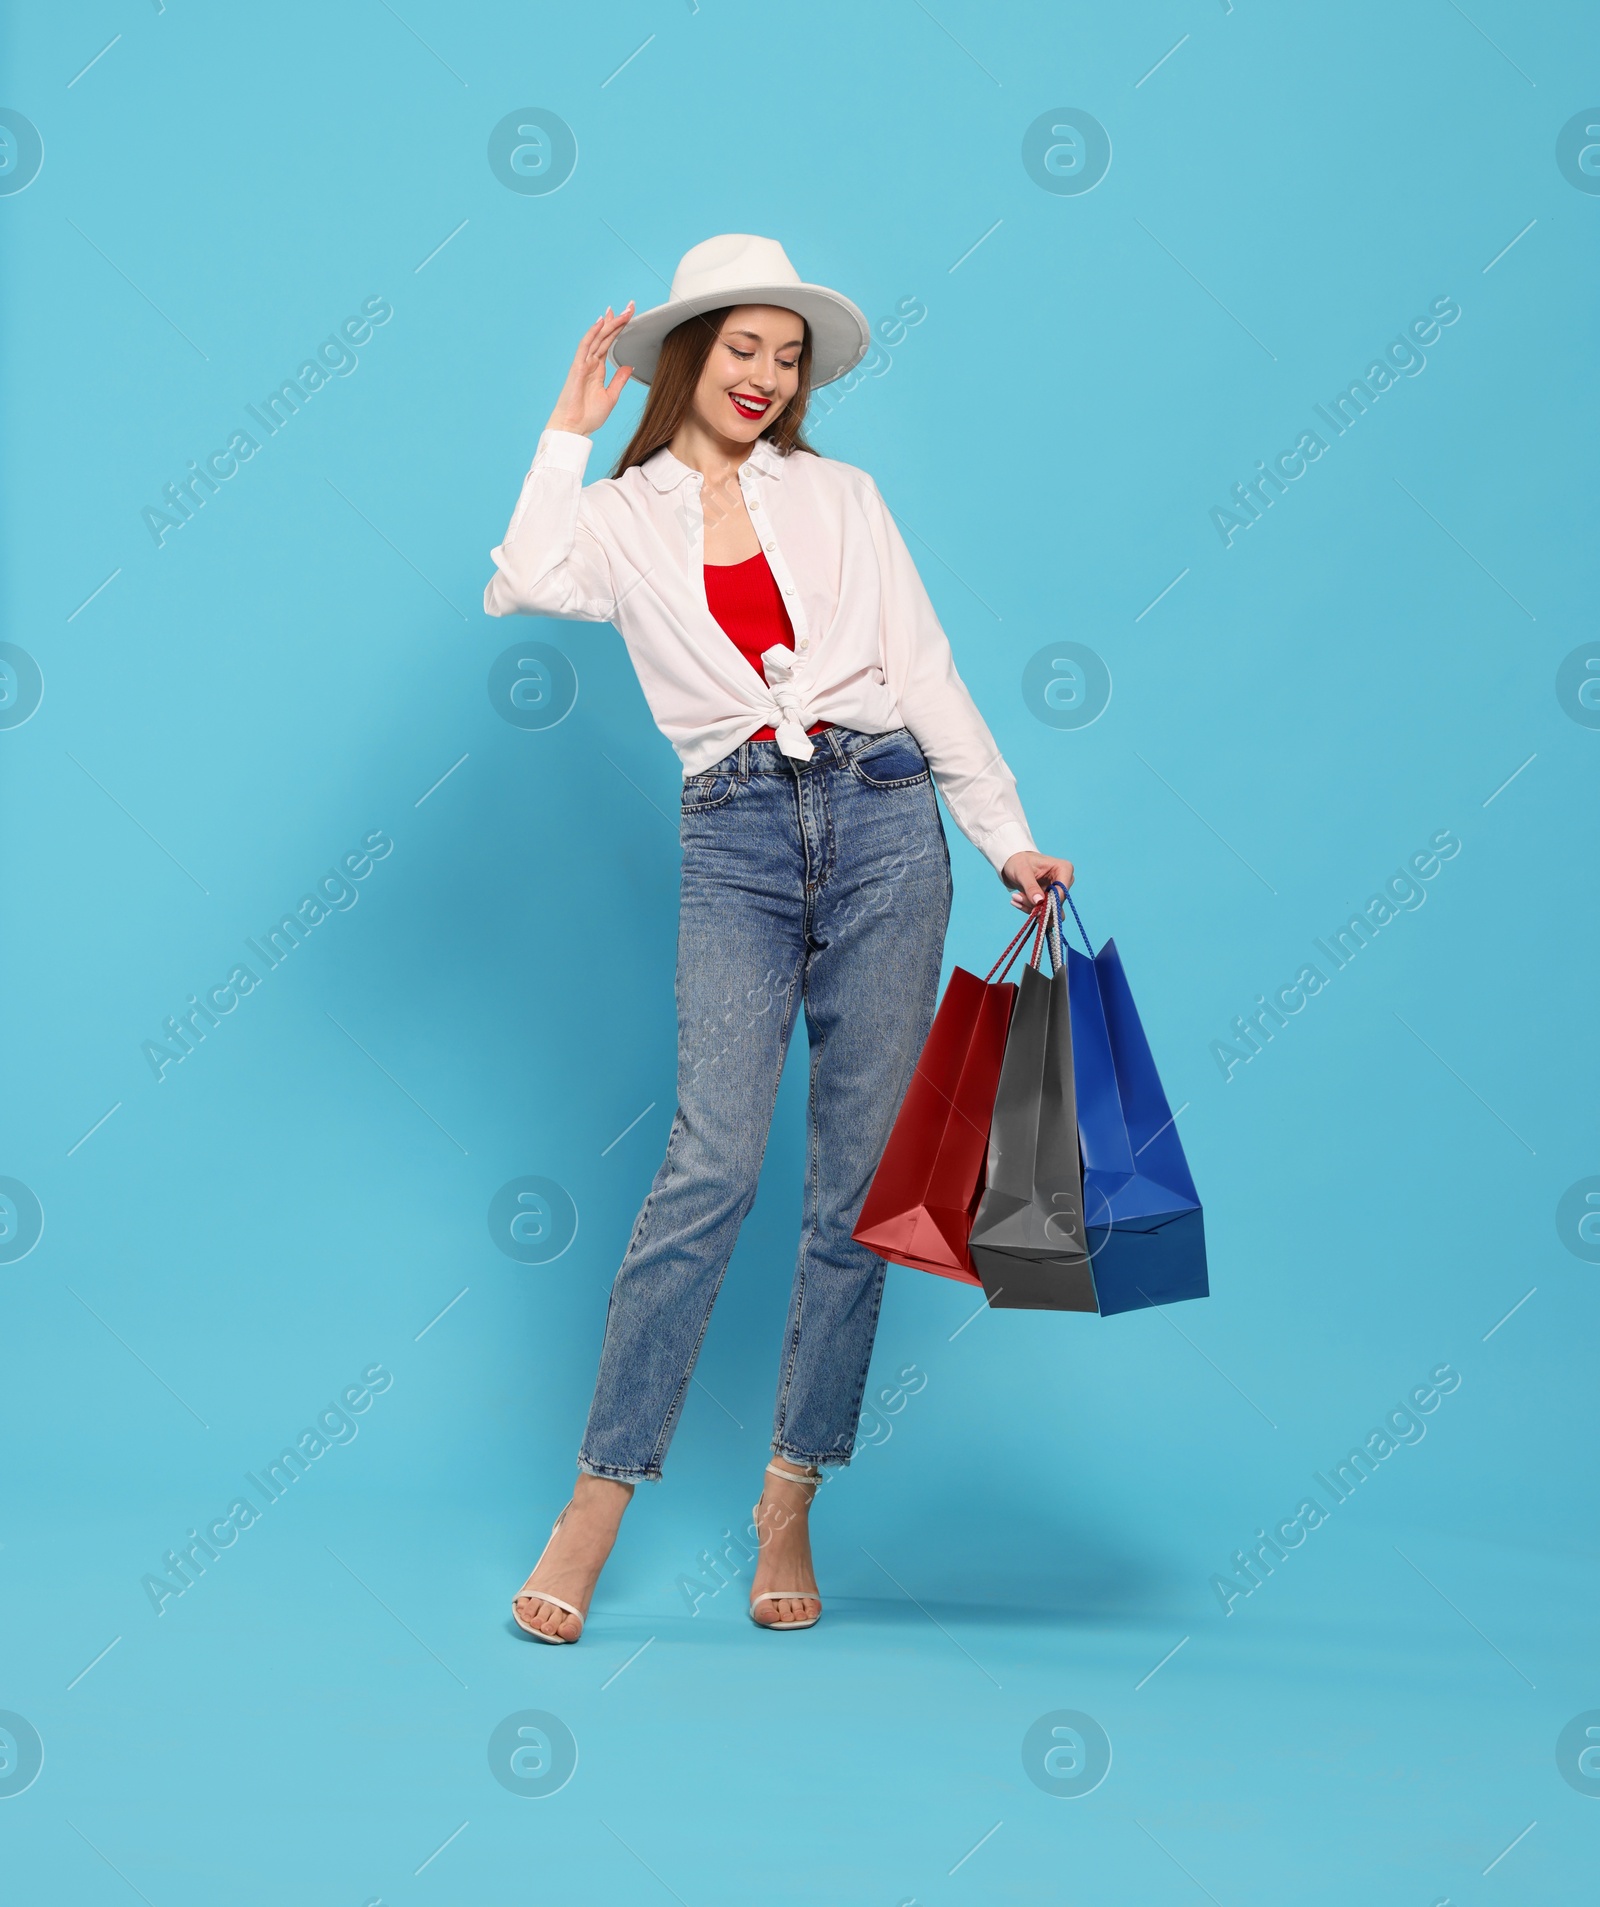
[485,234,1071,1639]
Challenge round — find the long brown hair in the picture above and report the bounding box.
[610,306,815,478]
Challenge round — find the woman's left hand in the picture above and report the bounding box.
[1001,851,1075,911]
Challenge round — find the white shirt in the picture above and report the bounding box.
[484,429,1037,873]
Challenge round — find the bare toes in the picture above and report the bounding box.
[516,1595,569,1638]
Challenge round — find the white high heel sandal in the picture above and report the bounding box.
[512,1503,588,1645]
[749,1460,824,1631]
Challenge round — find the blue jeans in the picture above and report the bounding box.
[578,726,953,1481]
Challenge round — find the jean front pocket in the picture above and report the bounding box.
[849,730,930,789]
[681,771,739,812]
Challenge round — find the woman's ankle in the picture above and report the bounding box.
[571,1472,634,1518]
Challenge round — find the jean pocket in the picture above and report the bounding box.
[849,731,930,789]
[681,772,738,812]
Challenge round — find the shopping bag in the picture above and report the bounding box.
[852,911,1040,1285]
[1059,886,1208,1315]
[968,903,1098,1311]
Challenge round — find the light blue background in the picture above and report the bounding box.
[3,2,1597,1901]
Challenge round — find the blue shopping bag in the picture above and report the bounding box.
[1054,885,1209,1315]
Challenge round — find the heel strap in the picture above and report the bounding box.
[765,1460,822,1489]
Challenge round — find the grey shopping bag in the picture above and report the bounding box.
[967,902,1097,1311]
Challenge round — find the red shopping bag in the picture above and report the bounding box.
[853,909,1043,1285]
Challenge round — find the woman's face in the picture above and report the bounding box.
[690,305,805,444]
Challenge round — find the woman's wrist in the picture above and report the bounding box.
[544,413,590,437]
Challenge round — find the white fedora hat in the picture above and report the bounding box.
[610,234,871,387]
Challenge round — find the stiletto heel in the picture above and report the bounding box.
[512,1504,588,1644]
[749,1460,824,1631]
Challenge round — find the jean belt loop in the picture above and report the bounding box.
[737,740,749,780]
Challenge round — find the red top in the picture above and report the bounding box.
[703,551,825,742]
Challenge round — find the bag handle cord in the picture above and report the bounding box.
[984,882,1088,984]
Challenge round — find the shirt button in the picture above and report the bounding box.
[799,639,810,649]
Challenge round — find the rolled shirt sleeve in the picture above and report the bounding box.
[860,476,1037,875]
[485,429,619,622]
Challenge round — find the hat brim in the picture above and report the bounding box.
[609,283,871,388]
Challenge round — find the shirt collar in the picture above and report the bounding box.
[745,437,786,479]
[641,436,788,493]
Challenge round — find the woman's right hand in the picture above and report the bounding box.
[545,303,636,437]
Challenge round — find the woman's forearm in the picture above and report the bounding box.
[484,430,616,620]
